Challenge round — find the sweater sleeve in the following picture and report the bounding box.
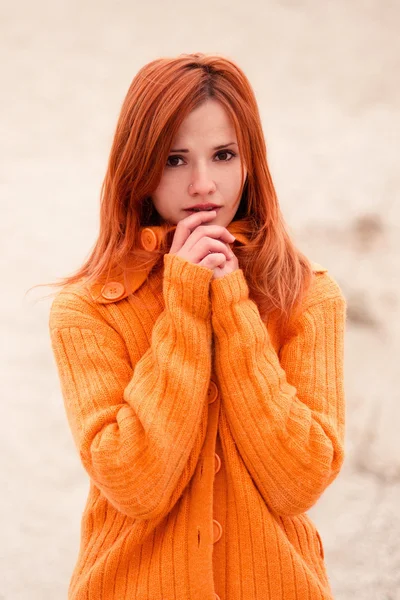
[210,268,346,517]
[49,253,214,521]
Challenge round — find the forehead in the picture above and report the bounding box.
[174,99,236,143]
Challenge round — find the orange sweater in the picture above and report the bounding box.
[49,218,346,600]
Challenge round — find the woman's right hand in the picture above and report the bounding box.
[168,210,236,269]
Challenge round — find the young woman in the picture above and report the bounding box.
[49,53,346,600]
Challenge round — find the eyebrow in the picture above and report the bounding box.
[169,142,238,153]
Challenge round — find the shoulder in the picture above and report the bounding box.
[279,262,346,343]
[310,261,327,275]
[49,282,104,332]
[306,261,346,310]
[281,261,346,334]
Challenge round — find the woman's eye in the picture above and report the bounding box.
[215,150,236,161]
[166,155,184,167]
[166,150,236,167]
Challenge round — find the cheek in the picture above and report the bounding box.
[222,166,243,198]
[152,182,169,206]
[153,173,181,200]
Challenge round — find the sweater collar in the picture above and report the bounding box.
[87,218,254,303]
[86,218,326,304]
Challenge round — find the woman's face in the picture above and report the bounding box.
[151,99,247,227]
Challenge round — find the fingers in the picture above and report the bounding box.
[190,237,234,264]
[198,252,229,269]
[183,225,235,254]
[168,209,237,269]
[169,210,216,254]
[169,210,235,255]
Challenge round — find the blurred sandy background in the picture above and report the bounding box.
[1,1,399,598]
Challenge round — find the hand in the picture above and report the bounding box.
[211,246,239,279]
[168,210,237,277]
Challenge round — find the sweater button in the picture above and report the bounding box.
[207,381,218,404]
[213,519,222,543]
[101,281,125,300]
[214,453,221,474]
[140,228,158,251]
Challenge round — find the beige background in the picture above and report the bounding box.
[2,1,399,598]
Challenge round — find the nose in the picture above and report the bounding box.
[189,167,216,196]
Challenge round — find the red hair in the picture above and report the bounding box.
[36,52,314,326]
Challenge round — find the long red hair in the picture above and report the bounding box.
[36,53,314,326]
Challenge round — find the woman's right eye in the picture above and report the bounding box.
[166,155,184,167]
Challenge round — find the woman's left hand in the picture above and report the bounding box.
[212,245,239,279]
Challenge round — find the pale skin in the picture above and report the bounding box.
[151,98,248,279]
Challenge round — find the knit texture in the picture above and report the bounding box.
[49,239,346,600]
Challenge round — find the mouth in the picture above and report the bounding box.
[184,205,221,214]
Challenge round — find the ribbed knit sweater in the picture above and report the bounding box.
[49,218,346,600]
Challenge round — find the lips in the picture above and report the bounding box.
[185,204,220,212]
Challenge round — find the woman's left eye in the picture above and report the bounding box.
[215,150,236,161]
